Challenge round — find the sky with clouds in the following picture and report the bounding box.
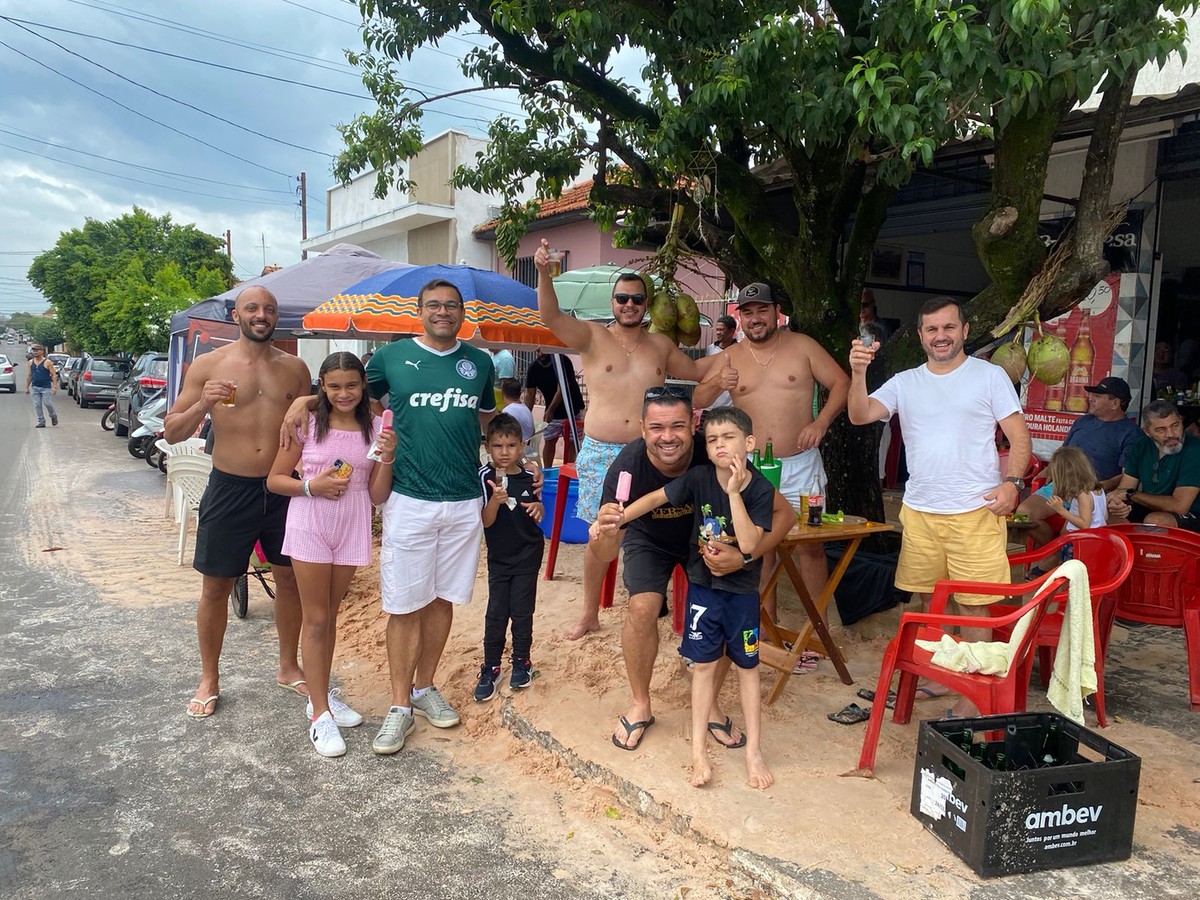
[0,0,525,316]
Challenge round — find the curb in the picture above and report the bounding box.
[500,699,849,900]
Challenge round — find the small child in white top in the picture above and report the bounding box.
[1045,446,1107,533]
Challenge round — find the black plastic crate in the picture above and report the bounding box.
[910,712,1140,877]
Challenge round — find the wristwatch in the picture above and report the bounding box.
[1003,476,1025,490]
[741,552,754,567]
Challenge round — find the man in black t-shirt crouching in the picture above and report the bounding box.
[590,388,794,751]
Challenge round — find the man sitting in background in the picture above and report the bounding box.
[1016,376,1141,545]
[1107,399,1200,531]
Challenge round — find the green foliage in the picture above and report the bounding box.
[27,207,232,354]
[29,317,66,350]
[338,0,1190,335]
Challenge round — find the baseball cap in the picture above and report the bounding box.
[735,283,776,307]
[1084,376,1131,403]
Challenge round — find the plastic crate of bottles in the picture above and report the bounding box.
[910,712,1140,877]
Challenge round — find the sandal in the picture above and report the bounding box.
[611,715,655,751]
[791,651,824,675]
[857,687,896,709]
[186,694,219,719]
[827,703,871,725]
[706,716,747,749]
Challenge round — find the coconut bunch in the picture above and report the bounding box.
[990,322,1069,386]
[645,203,702,347]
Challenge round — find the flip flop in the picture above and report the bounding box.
[276,679,309,696]
[186,695,219,719]
[857,688,896,709]
[706,716,747,749]
[792,651,824,675]
[914,687,944,701]
[827,703,871,725]
[611,715,655,751]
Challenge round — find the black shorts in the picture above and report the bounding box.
[682,583,760,669]
[193,468,291,579]
[622,540,687,617]
[1129,502,1200,532]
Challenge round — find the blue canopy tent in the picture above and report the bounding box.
[167,244,407,402]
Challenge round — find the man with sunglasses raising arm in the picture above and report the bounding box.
[534,240,727,640]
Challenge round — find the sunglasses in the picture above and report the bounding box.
[644,385,691,401]
[613,293,647,306]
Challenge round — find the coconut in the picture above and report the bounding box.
[990,339,1027,383]
[1027,330,1070,385]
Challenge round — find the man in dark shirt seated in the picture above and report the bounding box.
[1107,400,1200,531]
[1016,376,1141,545]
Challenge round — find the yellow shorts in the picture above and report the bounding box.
[895,505,1009,605]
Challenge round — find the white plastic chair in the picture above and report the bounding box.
[158,437,208,519]
[166,454,213,566]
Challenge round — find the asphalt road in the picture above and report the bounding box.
[0,356,634,900]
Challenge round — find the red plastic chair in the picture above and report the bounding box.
[1099,524,1200,711]
[993,528,1134,726]
[857,571,1067,772]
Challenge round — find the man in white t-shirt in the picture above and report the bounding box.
[704,315,738,409]
[848,297,1030,714]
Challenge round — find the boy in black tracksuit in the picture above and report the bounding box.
[475,413,545,700]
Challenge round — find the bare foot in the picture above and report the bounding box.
[561,617,601,641]
[745,750,773,790]
[689,756,713,788]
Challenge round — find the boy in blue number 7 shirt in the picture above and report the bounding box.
[615,407,774,790]
[475,413,545,701]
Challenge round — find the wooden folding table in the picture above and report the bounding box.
[758,518,895,705]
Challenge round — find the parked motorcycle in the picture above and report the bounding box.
[127,391,166,460]
[100,403,116,432]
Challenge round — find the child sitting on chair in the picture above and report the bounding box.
[615,406,775,790]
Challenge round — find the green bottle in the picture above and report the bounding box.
[764,440,775,465]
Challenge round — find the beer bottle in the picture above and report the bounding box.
[752,448,761,469]
[764,440,774,465]
[1064,310,1095,413]
[1043,319,1067,411]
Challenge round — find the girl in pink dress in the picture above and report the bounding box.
[268,352,396,758]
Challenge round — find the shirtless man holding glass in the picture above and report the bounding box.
[164,286,313,719]
[533,240,730,640]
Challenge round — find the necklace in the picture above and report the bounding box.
[746,332,782,369]
[610,324,645,358]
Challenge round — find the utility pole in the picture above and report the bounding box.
[260,234,268,270]
[225,229,232,260]
[299,171,309,260]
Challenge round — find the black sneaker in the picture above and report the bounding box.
[50,417,58,426]
[510,658,532,691]
[474,664,501,702]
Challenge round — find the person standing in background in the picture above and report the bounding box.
[704,315,738,409]
[26,344,59,427]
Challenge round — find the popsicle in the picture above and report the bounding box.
[616,470,632,503]
[367,409,395,461]
[381,409,393,430]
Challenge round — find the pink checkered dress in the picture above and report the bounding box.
[282,414,382,566]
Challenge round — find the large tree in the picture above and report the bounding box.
[336,0,1191,517]
[27,207,232,354]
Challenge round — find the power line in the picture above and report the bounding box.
[0,139,299,205]
[0,36,293,177]
[4,19,335,157]
[1,16,370,100]
[61,0,363,77]
[278,0,358,26]
[0,123,295,195]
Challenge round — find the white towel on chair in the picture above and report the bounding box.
[915,560,1095,724]
[1045,558,1096,725]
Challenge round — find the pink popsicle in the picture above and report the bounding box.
[381,409,393,430]
[616,470,632,503]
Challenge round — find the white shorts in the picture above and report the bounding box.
[778,448,826,509]
[380,493,483,614]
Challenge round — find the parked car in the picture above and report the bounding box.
[63,357,85,398]
[47,353,70,386]
[114,352,168,437]
[0,354,15,392]
[76,356,131,408]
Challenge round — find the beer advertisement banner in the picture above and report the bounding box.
[1024,272,1120,446]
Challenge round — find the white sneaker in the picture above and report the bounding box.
[306,688,364,728]
[309,711,346,758]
